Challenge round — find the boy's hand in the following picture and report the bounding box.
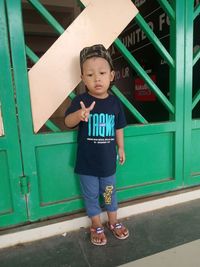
[118,147,125,165]
[80,101,95,122]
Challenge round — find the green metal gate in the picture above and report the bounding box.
[0,0,27,227]
[0,0,199,228]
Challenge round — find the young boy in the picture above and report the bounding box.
[65,44,129,246]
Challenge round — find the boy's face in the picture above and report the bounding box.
[81,57,115,99]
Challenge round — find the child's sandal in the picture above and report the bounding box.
[107,222,129,240]
[90,227,107,246]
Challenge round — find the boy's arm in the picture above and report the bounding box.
[65,109,83,128]
[116,128,125,165]
[65,100,96,128]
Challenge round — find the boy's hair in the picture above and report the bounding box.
[80,44,114,72]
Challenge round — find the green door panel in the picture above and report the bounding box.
[35,143,80,205]
[191,128,200,178]
[117,132,174,187]
[0,151,12,214]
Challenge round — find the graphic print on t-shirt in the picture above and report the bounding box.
[87,113,115,144]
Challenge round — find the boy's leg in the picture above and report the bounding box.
[99,174,118,215]
[100,174,129,239]
[79,175,107,245]
[79,174,101,218]
[107,210,117,225]
[90,214,107,245]
[107,211,129,239]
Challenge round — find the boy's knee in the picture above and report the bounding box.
[81,186,99,200]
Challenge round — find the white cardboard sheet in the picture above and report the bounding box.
[28,0,138,132]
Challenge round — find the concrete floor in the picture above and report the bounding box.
[1,198,200,267]
[120,239,200,267]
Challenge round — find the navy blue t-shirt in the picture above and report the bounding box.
[65,92,126,177]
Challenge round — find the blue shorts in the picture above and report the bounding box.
[79,174,118,217]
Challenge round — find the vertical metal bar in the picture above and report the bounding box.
[6,0,39,219]
[0,0,27,226]
[183,0,194,184]
[169,0,185,186]
[6,0,34,136]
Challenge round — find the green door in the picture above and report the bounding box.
[184,0,200,186]
[0,0,27,228]
[6,0,84,223]
[111,0,185,201]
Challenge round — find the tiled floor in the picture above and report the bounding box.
[1,198,200,267]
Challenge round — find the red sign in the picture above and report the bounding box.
[134,74,156,101]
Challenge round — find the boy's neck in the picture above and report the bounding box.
[88,92,109,99]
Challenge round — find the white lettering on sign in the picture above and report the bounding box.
[115,67,130,81]
[110,8,171,58]
[28,0,138,132]
[115,71,121,80]
[122,21,153,48]
[122,67,130,78]
[159,13,170,32]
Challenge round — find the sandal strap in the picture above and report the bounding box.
[91,227,104,234]
[109,222,123,230]
[114,223,123,229]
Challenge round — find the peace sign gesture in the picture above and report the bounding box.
[80,101,96,122]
